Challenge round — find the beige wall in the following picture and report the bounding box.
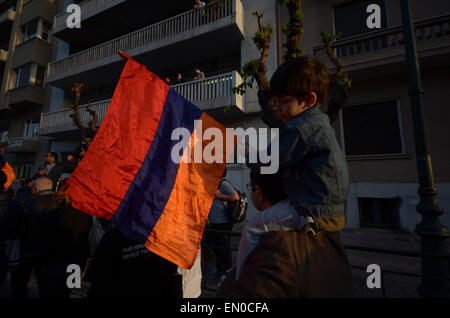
[276,0,450,184]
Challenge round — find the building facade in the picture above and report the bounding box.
[3,0,449,233]
[0,0,59,179]
[37,0,280,221]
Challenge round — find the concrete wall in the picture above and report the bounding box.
[12,37,52,68]
[21,0,57,25]
[346,182,450,233]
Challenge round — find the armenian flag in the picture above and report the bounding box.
[66,53,230,269]
[0,153,15,189]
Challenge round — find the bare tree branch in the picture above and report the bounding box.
[86,101,99,136]
[321,32,352,123]
[251,11,282,128]
[283,0,304,61]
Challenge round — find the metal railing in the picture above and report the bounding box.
[40,71,240,134]
[6,136,24,148]
[47,0,235,79]
[313,14,450,62]
[172,72,235,103]
[54,0,125,31]
[5,136,39,153]
[40,99,111,135]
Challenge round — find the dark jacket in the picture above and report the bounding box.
[21,192,91,262]
[39,161,77,191]
[15,185,32,206]
[226,231,353,298]
[0,193,26,242]
[87,227,182,298]
[262,104,349,231]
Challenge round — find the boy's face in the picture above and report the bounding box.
[274,92,317,122]
[250,184,265,212]
[274,96,308,122]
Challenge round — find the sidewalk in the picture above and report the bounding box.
[200,227,450,298]
[341,228,423,298]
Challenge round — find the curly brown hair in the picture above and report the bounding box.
[270,56,330,105]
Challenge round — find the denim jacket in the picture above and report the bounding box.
[262,104,349,231]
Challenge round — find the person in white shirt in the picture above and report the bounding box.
[194,0,206,9]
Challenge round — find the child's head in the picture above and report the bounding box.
[270,56,329,122]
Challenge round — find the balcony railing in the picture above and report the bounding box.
[54,0,126,32]
[40,99,111,136]
[313,14,450,70]
[5,136,39,153]
[0,7,15,25]
[47,0,236,80]
[40,71,243,136]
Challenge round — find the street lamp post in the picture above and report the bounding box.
[400,0,450,298]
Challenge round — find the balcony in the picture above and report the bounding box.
[13,37,52,68]
[46,0,244,91]
[53,0,194,51]
[21,0,57,26]
[0,8,15,44]
[0,49,7,62]
[5,136,39,153]
[313,15,450,76]
[7,85,45,110]
[40,71,244,138]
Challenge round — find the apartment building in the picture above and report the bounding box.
[40,0,279,220]
[280,0,450,232]
[0,0,59,179]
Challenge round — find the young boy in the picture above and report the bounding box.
[260,56,349,232]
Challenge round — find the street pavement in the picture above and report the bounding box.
[201,227,449,298]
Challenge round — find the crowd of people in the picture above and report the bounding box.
[0,55,354,298]
[163,68,206,85]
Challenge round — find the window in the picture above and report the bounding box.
[33,65,46,87]
[41,20,52,42]
[0,125,8,143]
[358,197,401,230]
[13,64,32,88]
[12,63,46,88]
[19,18,52,44]
[16,164,33,179]
[20,19,39,42]
[333,0,388,39]
[341,100,404,156]
[24,117,40,137]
